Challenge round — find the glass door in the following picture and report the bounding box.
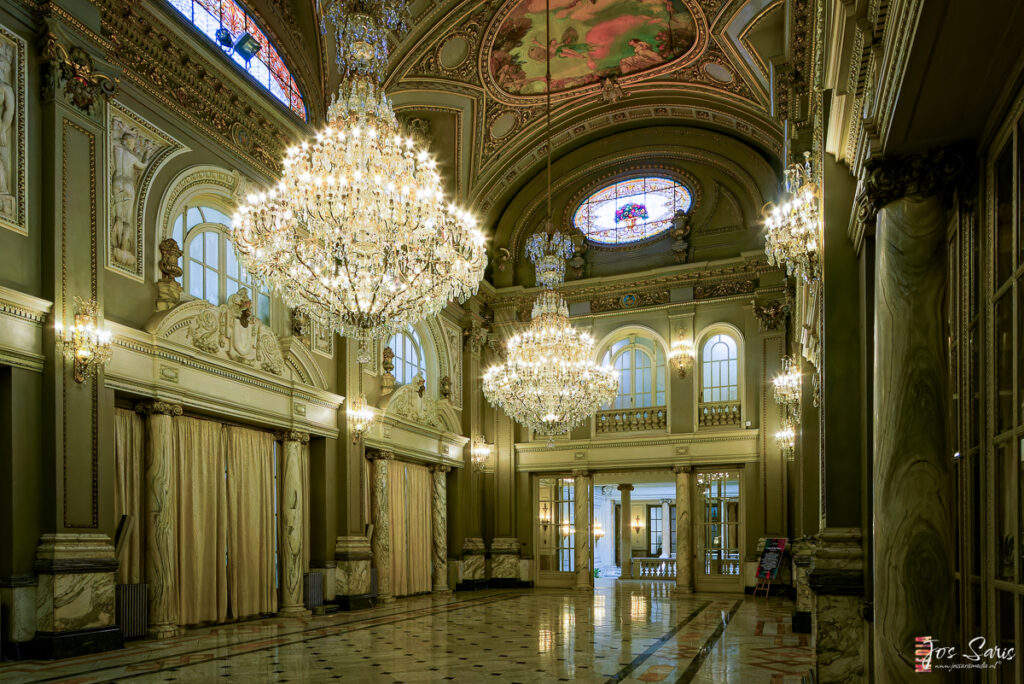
[537,476,576,586]
[695,470,742,591]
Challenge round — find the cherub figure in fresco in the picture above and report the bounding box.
[619,39,664,74]
[528,27,597,70]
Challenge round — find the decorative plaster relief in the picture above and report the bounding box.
[107,102,185,280]
[0,23,26,235]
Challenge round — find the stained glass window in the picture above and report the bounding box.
[167,0,307,120]
[572,177,692,245]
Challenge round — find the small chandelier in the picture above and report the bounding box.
[697,471,730,492]
[775,420,796,454]
[762,151,821,282]
[470,435,492,472]
[481,0,617,441]
[632,515,643,534]
[772,355,801,408]
[56,297,113,383]
[231,0,487,361]
[668,338,695,378]
[539,502,552,529]
[560,521,573,537]
[348,394,375,443]
[593,520,605,540]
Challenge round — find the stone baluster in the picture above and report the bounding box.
[672,466,693,594]
[573,469,593,591]
[369,450,394,603]
[135,400,183,638]
[431,464,451,594]
[276,431,310,614]
[618,484,633,579]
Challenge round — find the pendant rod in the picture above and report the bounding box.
[545,0,552,234]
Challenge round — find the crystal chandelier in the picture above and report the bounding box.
[56,297,113,383]
[762,151,821,281]
[668,338,695,378]
[775,420,796,453]
[481,0,616,442]
[470,435,492,472]
[772,355,801,408]
[347,394,375,443]
[231,0,487,360]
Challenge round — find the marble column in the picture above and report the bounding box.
[873,195,953,681]
[431,465,451,594]
[369,450,393,603]
[276,431,310,615]
[573,469,592,591]
[618,484,633,579]
[136,400,183,638]
[659,500,671,558]
[672,466,693,594]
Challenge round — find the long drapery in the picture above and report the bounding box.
[388,461,432,596]
[113,408,145,584]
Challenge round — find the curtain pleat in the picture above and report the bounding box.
[113,409,145,585]
[388,462,408,597]
[407,464,432,594]
[176,416,228,625]
[225,426,277,619]
[301,442,310,574]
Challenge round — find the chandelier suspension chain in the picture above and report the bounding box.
[545,0,552,231]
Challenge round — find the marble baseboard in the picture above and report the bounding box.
[334,594,374,611]
[31,625,123,660]
[36,572,116,634]
[814,594,866,683]
[463,554,485,581]
[491,553,520,579]
[1,584,37,642]
[336,559,371,597]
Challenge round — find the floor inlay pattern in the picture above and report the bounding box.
[0,583,812,683]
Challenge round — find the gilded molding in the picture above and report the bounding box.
[39,29,118,115]
[134,400,183,416]
[275,430,310,444]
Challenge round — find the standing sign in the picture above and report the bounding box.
[753,538,788,596]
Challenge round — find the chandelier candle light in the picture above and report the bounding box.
[231,0,487,362]
[481,0,617,442]
[762,151,821,282]
[347,394,375,443]
[56,296,113,383]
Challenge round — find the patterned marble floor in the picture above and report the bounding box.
[0,581,812,683]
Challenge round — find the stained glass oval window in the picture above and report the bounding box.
[167,0,307,120]
[572,177,692,245]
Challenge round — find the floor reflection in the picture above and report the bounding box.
[0,581,813,683]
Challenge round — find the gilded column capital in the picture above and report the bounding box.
[431,464,452,473]
[367,449,395,461]
[672,465,693,474]
[617,483,634,492]
[135,400,183,416]
[851,144,967,252]
[571,468,591,478]
[275,430,310,444]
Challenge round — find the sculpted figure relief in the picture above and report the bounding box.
[0,41,15,219]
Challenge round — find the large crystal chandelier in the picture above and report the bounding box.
[231,0,487,359]
[482,0,617,441]
[762,152,821,281]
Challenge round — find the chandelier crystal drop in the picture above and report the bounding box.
[762,151,821,282]
[231,0,487,344]
[772,355,801,407]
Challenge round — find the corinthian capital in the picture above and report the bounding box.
[275,430,310,444]
[135,400,183,416]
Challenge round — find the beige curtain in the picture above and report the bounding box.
[175,416,227,625]
[388,461,432,596]
[113,408,144,584]
[301,442,310,573]
[225,426,277,619]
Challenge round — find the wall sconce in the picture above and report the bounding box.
[593,520,605,540]
[55,296,112,383]
[471,435,492,472]
[772,355,801,410]
[539,502,552,530]
[775,420,796,454]
[560,521,573,537]
[668,338,695,378]
[348,394,375,443]
[632,515,643,534]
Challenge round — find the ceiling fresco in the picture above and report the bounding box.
[488,0,699,96]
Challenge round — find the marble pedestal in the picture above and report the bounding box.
[33,534,122,659]
[809,528,866,683]
[791,537,815,633]
[334,536,373,611]
[0,580,36,657]
[490,537,521,587]
[459,538,487,590]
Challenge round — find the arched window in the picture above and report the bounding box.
[601,334,666,409]
[388,329,426,385]
[173,205,270,323]
[700,334,739,403]
[167,0,307,120]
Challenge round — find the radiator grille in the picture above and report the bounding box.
[304,572,323,610]
[116,584,148,640]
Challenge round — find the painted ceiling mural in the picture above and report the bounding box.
[488,0,699,96]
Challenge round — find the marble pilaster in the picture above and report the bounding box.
[276,431,310,615]
[369,450,393,603]
[490,537,521,580]
[573,470,592,592]
[659,500,671,558]
[617,484,633,579]
[333,536,372,608]
[461,538,486,582]
[34,534,121,657]
[672,467,692,594]
[135,400,182,638]
[431,465,451,593]
[809,528,866,683]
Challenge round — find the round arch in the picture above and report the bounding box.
[693,322,746,429]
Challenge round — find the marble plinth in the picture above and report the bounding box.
[462,538,486,581]
[490,538,521,580]
[809,528,866,683]
[334,536,372,602]
[0,582,36,643]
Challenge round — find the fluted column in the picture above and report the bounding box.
[873,194,953,681]
[369,450,394,603]
[431,464,451,594]
[672,466,693,594]
[136,400,183,638]
[276,431,310,614]
[573,469,593,591]
[618,484,633,579]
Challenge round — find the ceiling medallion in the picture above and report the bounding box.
[483,0,617,444]
[231,0,487,360]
